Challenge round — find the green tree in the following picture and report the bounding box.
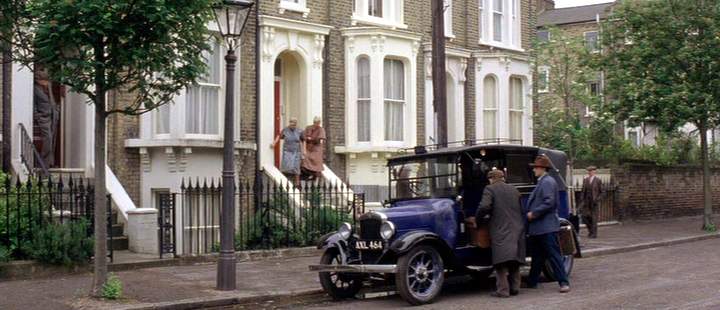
[597,0,718,231]
[1,0,217,294]
[533,27,602,163]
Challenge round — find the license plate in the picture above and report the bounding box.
[354,240,384,250]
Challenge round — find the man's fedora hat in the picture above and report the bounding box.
[529,155,553,169]
[586,165,598,171]
[488,169,505,180]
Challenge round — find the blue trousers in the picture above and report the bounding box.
[527,232,569,287]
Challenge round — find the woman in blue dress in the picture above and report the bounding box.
[271,118,304,186]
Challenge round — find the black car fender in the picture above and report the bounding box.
[389,231,453,258]
[316,232,351,264]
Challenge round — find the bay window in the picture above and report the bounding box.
[444,0,453,37]
[353,0,405,28]
[509,77,523,141]
[492,0,503,42]
[185,38,221,136]
[479,0,522,49]
[384,58,405,142]
[357,57,371,142]
[368,0,383,17]
[154,103,170,135]
[483,76,498,140]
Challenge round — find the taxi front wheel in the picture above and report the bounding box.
[318,248,363,300]
[395,245,445,305]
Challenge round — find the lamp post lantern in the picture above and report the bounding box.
[212,0,254,291]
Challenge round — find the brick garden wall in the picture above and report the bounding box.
[612,164,720,221]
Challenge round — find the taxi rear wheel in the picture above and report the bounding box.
[395,245,445,305]
[318,248,363,300]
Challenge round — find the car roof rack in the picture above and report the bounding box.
[401,138,524,154]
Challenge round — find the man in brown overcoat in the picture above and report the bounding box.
[581,166,602,238]
[475,169,526,298]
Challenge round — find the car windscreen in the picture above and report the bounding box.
[388,156,459,201]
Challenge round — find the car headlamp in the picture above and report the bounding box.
[338,222,352,240]
[380,221,396,240]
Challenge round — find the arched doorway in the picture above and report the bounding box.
[273,51,307,168]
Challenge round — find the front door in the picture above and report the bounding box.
[274,59,282,168]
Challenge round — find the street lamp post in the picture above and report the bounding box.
[212,0,254,291]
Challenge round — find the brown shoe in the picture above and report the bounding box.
[559,285,571,293]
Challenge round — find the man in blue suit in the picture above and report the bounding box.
[525,155,570,293]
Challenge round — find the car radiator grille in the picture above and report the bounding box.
[359,218,382,240]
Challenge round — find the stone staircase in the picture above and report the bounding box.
[109,210,129,251]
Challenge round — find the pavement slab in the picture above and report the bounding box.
[0,215,716,310]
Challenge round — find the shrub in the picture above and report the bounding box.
[0,245,10,263]
[101,273,123,300]
[28,220,93,266]
[0,173,50,259]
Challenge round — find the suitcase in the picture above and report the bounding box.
[558,225,577,256]
[464,217,491,248]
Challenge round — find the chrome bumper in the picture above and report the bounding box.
[309,264,398,273]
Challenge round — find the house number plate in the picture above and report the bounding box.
[354,240,384,250]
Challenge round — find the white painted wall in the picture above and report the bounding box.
[475,54,533,146]
[10,62,34,178]
[258,15,331,168]
[424,54,468,145]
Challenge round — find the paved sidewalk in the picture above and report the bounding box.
[0,216,716,310]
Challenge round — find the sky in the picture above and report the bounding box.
[555,0,615,8]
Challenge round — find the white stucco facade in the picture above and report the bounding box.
[336,27,421,192]
[423,45,471,145]
[257,15,331,169]
[474,53,534,146]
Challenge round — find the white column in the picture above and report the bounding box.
[497,71,510,139]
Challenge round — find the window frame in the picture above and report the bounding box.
[356,56,372,143]
[153,103,171,138]
[492,0,504,43]
[444,0,454,38]
[537,66,550,93]
[184,36,224,140]
[483,75,499,140]
[279,0,310,15]
[479,0,523,50]
[509,76,524,141]
[584,31,600,53]
[383,57,407,144]
[352,0,407,29]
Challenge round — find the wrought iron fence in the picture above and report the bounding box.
[177,177,364,256]
[0,175,113,261]
[571,182,618,223]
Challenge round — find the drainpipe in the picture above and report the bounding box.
[2,42,11,173]
[254,0,262,206]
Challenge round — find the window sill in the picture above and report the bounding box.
[279,2,310,18]
[351,15,407,30]
[479,40,525,52]
[125,138,256,150]
[334,145,408,154]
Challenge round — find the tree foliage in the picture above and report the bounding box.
[1,0,219,293]
[596,0,719,231]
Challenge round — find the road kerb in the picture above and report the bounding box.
[582,233,720,258]
[112,233,719,310]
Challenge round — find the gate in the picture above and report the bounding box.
[158,193,177,258]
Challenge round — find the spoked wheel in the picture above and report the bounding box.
[318,248,363,300]
[395,245,445,305]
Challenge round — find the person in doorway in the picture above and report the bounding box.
[525,155,571,293]
[271,118,304,186]
[475,169,526,298]
[302,116,326,180]
[581,166,602,238]
[33,69,60,167]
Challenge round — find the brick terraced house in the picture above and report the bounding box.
[2,0,539,254]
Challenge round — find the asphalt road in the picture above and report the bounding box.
[244,238,720,310]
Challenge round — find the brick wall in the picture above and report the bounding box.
[612,164,720,221]
[107,87,141,205]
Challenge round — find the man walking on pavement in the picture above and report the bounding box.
[475,169,526,298]
[525,155,571,293]
[581,166,602,238]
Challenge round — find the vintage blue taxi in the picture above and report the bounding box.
[309,142,579,305]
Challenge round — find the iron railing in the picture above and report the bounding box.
[0,175,113,261]
[19,123,49,178]
[177,177,364,255]
[571,182,618,223]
